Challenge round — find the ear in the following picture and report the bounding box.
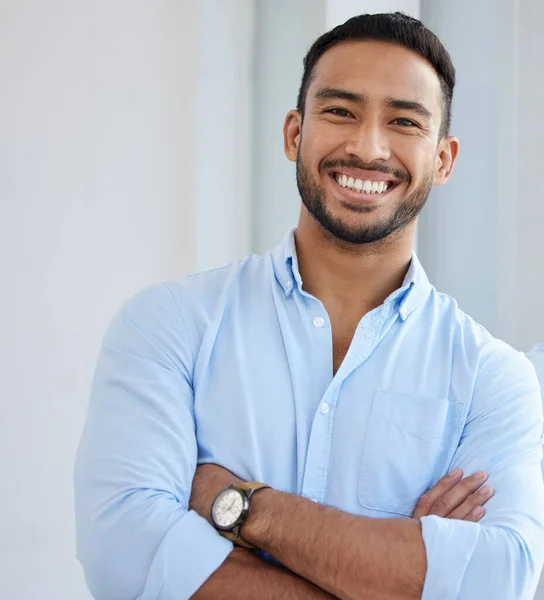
[433,136,459,186]
[284,110,302,162]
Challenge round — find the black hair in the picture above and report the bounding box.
[296,12,456,137]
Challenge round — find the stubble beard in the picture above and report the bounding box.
[296,153,434,246]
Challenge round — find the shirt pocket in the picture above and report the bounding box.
[358,390,462,517]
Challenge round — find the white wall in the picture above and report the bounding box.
[196,0,254,271]
[0,2,197,598]
[514,0,544,352]
[418,0,544,353]
[251,0,327,254]
[326,0,420,26]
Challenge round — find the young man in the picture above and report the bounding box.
[75,13,544,600]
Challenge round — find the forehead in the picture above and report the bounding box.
[308,40,442,115]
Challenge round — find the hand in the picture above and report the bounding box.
[189,463,244,525]
[413,468,494,522]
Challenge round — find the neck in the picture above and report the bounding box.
[295,215,415,315]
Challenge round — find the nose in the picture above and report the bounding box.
[344,119,391,163]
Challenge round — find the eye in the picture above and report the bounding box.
[325,107,353,118]
[392,117,419,128]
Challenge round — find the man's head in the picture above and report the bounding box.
[298,13,456,139]
[284,13,459,246]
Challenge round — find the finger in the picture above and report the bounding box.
[413,468,463,519]
[448,484,494,520]
[464,506,486,522]
[428,471,488,518]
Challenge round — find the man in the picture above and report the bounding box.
[74,13,544,600]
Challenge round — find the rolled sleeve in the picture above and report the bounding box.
[141,510,233,599]
[420,342,544,600]
[420,517,480,599]
[74,283,232,600]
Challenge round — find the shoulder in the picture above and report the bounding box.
[428,288,494,347]
[428,288,516,359]
[106,251,271,351]
[164,252,267,307]
[161,252,272,331]
[115,252,267,317]
[433,291,539,413]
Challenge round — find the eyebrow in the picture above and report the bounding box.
[314,87,364,104]
[313,87,433,120]
[385,97,433,120]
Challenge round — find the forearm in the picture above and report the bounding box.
[192,547,337,600]
[242,490,426,600]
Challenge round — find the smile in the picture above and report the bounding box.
[333,172,392,195]
[329,171,401,203]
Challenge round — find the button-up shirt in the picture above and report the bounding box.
[75,230,544,600]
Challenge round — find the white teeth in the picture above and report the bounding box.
[334,174,391,194]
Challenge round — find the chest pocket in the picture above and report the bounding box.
[358,390,462,516]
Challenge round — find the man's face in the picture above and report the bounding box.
[285,40,457,245]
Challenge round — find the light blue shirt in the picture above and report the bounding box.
[75,230,544,600]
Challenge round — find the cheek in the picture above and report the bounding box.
[299,143,326,179]
[395,139,436,183]
[301,122,344,162]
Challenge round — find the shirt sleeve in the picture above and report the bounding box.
[420,342,544,600]
[74,283,233,600]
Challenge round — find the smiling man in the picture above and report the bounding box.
[75,13,544,600]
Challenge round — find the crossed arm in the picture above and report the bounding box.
[190,354,544,599]
[189,465,491,600]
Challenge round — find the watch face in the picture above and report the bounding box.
[212,488,246,529]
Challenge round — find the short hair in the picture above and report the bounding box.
[296,13,456,137]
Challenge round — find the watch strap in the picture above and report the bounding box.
[219,529,256,549]
[233,481,270,494]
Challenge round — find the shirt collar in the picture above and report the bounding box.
[271,228,432,321]
[387,253,432,321]
[271,228,300,296]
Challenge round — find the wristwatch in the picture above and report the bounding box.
[211,481,270,549]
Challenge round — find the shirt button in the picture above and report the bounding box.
[320,402,329,414]
[313,317,325,328]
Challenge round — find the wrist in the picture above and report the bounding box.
[240,487,278,547]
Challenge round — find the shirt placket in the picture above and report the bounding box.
[300,304,392,504]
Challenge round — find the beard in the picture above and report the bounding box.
[296,153,433,246]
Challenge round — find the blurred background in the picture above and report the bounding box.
[1,0,543,598]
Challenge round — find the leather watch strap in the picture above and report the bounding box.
[233,481,270,494]
[219,530,256,549]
